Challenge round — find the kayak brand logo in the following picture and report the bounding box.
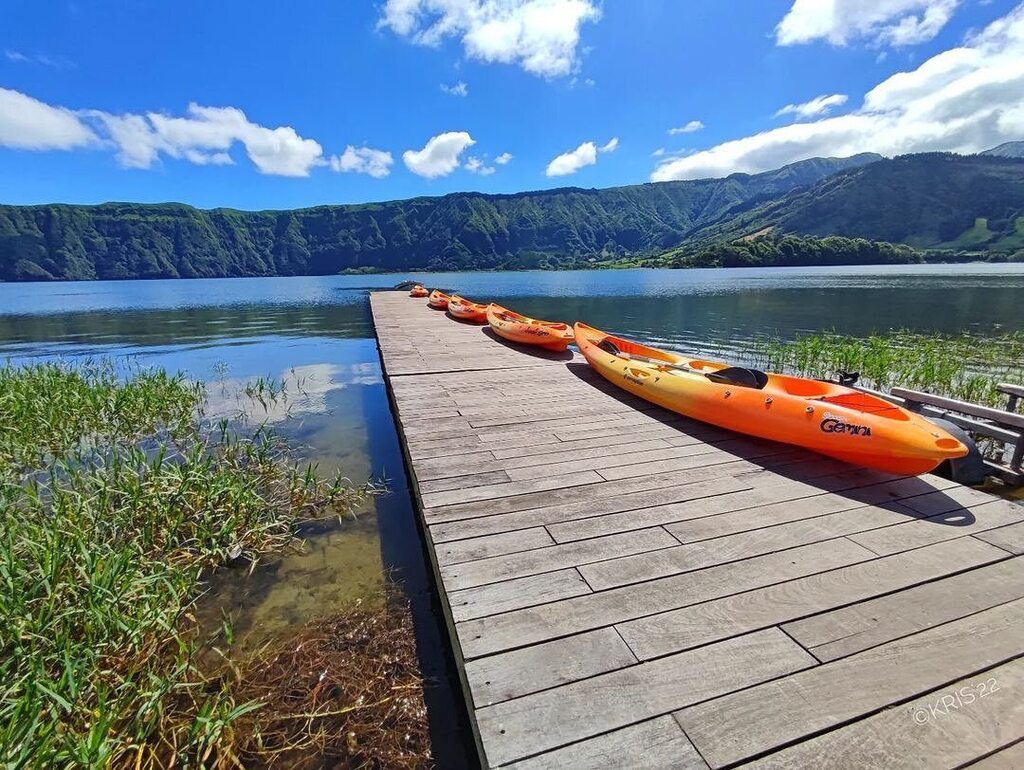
[820,412,872,437]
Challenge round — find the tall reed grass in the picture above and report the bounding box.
[0,361,375,768]
[750,330,1024,407]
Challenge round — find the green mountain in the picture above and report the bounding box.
[0,154,879,281]
[686,153,1024,253]
[1,150,1023,281]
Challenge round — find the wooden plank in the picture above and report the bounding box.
[505,444,713,482]
[664,472,957,544]
[582,501,914,591]
[505,716,709,770]
[441,527,679,591]
[457,538,874,659]
[675,597,1024,768]
[419,469,604,509]
[435,527,556,566]
[595,438,790,481]
[429,475,752,542]
[849,500,1024,556]
[617,537,1008,660]
[747,657,1024,770]
[417,469,511,493]
[784,556,1024,661]
[969,740,1024,769]
[448,568,590,622]
[425,464,762,526]
[465,628,638,707]
[547,464,908,544]
[476,628,813,767]
[976,521,1024,555]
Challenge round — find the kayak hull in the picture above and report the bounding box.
[428,290,450,309]
[487,303,574,351]
[448,295,488,323]
[574,322,968,476]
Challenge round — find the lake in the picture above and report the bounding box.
[3,262,1024,762]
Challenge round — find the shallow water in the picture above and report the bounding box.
[3,263,1024,763]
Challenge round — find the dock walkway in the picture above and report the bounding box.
[370,291,1024,769]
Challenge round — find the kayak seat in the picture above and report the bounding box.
[705,366,769,390]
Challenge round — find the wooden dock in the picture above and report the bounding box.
[370,291,1024,769]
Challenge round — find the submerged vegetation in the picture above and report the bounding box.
[751,330,1024,406]
[0,361,429,768]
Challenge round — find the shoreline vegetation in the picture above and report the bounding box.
[0,362,432,768]
[750,330,1024,408]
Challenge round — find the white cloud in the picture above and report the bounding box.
[329,145,394,178]
[774,93,849,119]
[5,49,74,68]
[652,147,666,157]
[441,80,469,96]
[403,131,475,178]
[465,155,496,175]
[776,0,962,47]
[90,103,324,177]
[668,120,704,135]
[0,87,97,151]
[545,136,616,176]
[652,4,1024,182]
[495,151,514,164]
[378,0,601,78]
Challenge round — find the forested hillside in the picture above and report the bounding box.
[688,153,1024,253]
[0,154,878,281]
[1,150,1023,281]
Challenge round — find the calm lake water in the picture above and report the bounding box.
[3,262,1024,762]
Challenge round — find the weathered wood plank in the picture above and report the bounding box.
[420,469,604,509]
[546,463,901,544]
[675,597,1024,768]
[747,657,1024,770]
[448,568,590,622]
[976,520,1024,555]
[664,472,956,544]
[968,740,1024,769]
[435,527,556,566]
[457,538,873,659]
[441,527,679,591]
[783,556,1024,661]
[849,500,1024,556]
[429,475,752,542]
[465,627,637,707]
[476,628,813,767]
[505,716,709,770]
[417,469,512,493]
[617,537,1008,660]
[582,500,914,591]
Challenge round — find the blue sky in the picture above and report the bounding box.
[1,0,1021,210]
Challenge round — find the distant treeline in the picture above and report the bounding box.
[650,233,1024,269]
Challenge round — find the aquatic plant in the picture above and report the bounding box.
[750,330,1024,407]
[0,361,387,768]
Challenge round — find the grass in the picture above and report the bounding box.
[0,361,423,768]
[750,330,1024,407]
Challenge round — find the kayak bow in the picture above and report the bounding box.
[487,303,574,351]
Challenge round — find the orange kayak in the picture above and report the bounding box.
[574,322,968,475]
[409,284,428,297]
[487,303,574,352]
[428,290,450,309]
[448,294,488,323]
